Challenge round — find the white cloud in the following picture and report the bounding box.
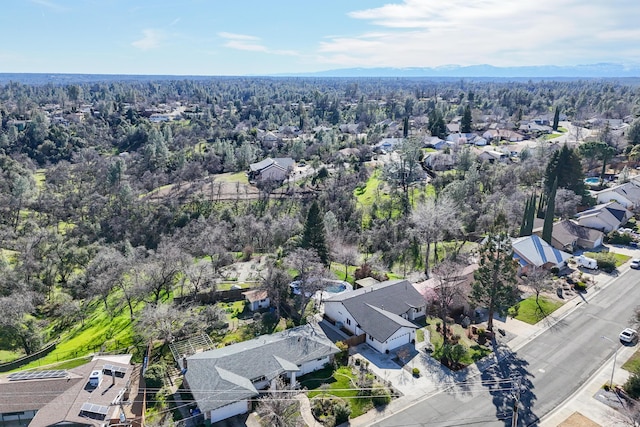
[316,0,640,68]
[132,29,163,50]
[218,32,299,56]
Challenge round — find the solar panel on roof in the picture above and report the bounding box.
[8,370,67,381]
[81,402,109,416]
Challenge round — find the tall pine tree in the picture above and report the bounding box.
[461,104,472,133]
[301,200,329,265]
[472,215,519,332]
[542,179,557,245]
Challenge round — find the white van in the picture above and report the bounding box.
[576,255,598,270]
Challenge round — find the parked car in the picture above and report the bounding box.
[620,328,638,344]
[631,259,640,269]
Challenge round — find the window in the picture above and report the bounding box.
[346,319,351,325]
[368,335,374,341]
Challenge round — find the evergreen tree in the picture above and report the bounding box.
[301,201,329,265]
[519,197,530,237]
[428,110,447,139]
[552,106,560,131]
[461,104,472,133]
[542,179,557,245]
[544,144,586,197]
[403,116,410,138]
[536,192,546,219]
[520,193,537,237]
[471,216,519,332]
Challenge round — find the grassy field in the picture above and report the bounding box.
[16,291,140,371]
[216,172,249,184]
[34,169,46,189]
[508,296,564,324]
[354,169,385,208]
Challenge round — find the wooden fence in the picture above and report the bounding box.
[0,340,59,372]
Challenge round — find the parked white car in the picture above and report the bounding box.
[631,259,640,269]
[620,328,638,344]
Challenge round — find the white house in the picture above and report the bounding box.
[592,181,640,210]
[184,324,339,424]
[323,279,426,354]
[575,201,632,233]
[243,289,270,311]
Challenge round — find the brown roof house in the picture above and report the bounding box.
[0,355,138,427]
[533,219,604,252]
[413,264,479,320]
[243,289,270,311]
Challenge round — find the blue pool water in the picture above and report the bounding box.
[325,284,347,293]
[584,177,600,185]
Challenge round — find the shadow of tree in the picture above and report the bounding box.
[478,341,538,426]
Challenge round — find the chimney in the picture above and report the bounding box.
[182,356,188,370]
[112,370,115,386]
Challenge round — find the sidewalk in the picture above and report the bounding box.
[348,247,639,427]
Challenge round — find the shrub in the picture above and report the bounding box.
[589,252,617,273]
[624,371,640,398]
[412,367,420,376]
[144,364,166,390]
[550,267,560,275]
[371,386,391,407]
[607,230,634,245]
[242,245,253,261]
[333,400,351,424]
[574,282,587,292]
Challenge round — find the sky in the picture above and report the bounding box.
[1,0,640,76]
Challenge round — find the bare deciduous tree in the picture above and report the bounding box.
[256,377,303,427]
[411,196,461,278]
[285,248,326,319]
[432,258,469,344]
[520,267,552,316]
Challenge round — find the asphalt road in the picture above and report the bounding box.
[373,267,640,427]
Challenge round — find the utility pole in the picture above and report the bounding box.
[511,375,522,427]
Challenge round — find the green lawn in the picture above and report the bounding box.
[354,169,385,208]
[622,348,640,373]
[0,349,24,363]
[426,318,492,364]
[303,366,377,418]
[34,169,46,189]
[508,296,564,324]
[585,251,631,267]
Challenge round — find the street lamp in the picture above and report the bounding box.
[601,335,620,389]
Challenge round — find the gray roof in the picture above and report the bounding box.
[185,323,339,413]
[326,279,424,342]
[249,157,294,172]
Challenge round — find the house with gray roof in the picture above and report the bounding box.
[323,279,426,354]
[575,201,632,233]
[183,323,339,424]
[248,157,294,183]
[592,181,640,210]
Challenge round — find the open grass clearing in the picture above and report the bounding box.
[508,296,564,324]
[215,172,249,184]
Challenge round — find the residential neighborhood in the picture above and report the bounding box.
[3,73,640,427]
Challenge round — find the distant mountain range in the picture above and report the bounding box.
[1,63,639,85]
[287,63,640,78]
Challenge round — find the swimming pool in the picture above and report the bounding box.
[584,177,600,185]
[325,284,347,293]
